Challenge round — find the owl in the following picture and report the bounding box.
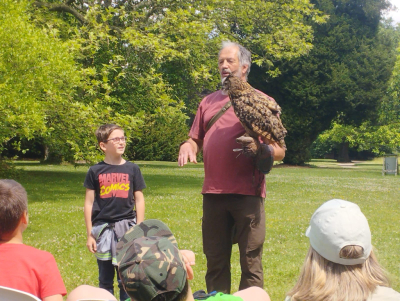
[222,73,287,149]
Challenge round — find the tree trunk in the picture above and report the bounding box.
[337,141,351,163]
[44,145,49,161]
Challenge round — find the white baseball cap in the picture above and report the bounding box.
[306,199,372,265]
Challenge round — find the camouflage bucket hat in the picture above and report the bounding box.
[116,219,187,301]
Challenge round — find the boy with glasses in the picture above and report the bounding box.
[84,124,146,301]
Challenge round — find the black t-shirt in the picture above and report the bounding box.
[84,161,146,224]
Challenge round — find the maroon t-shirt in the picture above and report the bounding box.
[189,90,267,197]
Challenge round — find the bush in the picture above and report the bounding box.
[0,160,23,179]
[126,107,189,162]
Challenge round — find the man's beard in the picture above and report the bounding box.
[220,66,242,85]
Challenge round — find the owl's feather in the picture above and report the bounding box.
[222,74,287,149]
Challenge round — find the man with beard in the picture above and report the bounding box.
[178,41,285,293]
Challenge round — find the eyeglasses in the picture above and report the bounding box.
[105,136,127,144]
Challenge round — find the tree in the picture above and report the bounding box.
[0,0,77,149]
[250,0,396,164]
[311,24,400,161]
[384,31,400,125]
[312,120,400,160]
[0,0,138,164]
[2,0,327,163]
[27,0,325,161]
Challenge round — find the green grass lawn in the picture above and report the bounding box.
[8,158,400,300]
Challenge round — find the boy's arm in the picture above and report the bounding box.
[84,188,96,253]
[134,190,145,224]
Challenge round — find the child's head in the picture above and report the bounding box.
[288,199,389,301]
[0,179,28,239]
[95,124,124,144]
[306,199,372,265]
[95,124,126,156]
[116,220,190,301]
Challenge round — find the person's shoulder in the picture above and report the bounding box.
[119,160,139,170]
[370,286,400,300]
[201,90,227,104]
[12,244,55,261]
[206,90,223,97]
[254,89,276,102]
[24,244,53,255]
[87,161,106,171]
[90,161,106,167]
[123,160,134,166]
[124,160,142,169]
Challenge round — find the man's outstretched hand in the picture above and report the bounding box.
[178,138,202,166]
[178,141,197,166]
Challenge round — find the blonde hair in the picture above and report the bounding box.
[287,246,390,301]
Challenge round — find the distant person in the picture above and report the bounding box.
[0,179,66,301]
[67,219,271,301]
[286,199,400,301]
[84,124,146,301]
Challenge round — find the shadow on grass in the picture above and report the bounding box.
[306,165,384,173]
[143,174,203,190]
[16,167,203,204]
[354,163,382,167]
[12,161,41,166]
[16,170,86,204]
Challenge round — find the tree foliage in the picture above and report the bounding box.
[312,120,400,159]
[383,36,400,124]
[2,0,325,163]
[251,0,396,164]
[0,0,139,163]
[3,0,397,165]
[0,0,78,150]
[311,24,400,161]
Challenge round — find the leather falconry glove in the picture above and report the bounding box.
[236,135,275,174]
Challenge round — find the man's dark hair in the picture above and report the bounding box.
[95,124,123,143]
[151,280,189,301]
[0,179,28,238]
